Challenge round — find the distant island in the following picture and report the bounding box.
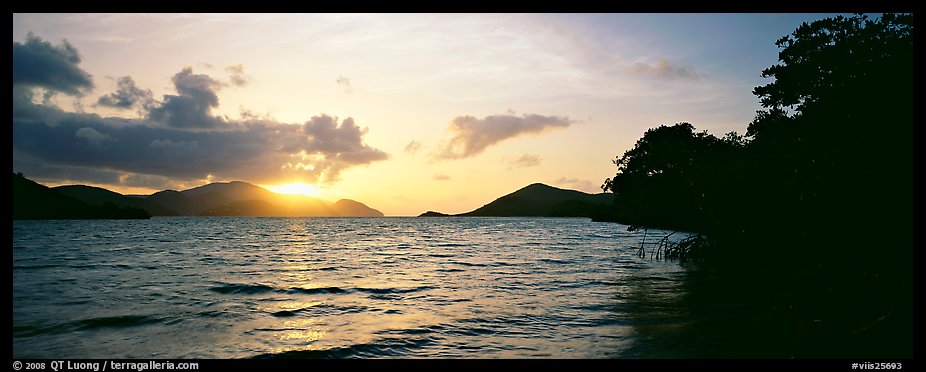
[13,173,383,220]
[419,183,613,218]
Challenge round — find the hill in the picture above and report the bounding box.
[419,211,451,217]
[332,199,385,217]
[177,181,383,217]
[15,175,384,218]
[146,190,195,215]
[13,173,150,220]
[420,183,613,217]
[54,185,179,216]
[179,181,279,213]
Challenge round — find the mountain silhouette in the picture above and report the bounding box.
[13,173,150,220]
[16,174,384,217]
[420,183,613,217]
[183,181,382,217]
[180,181,278,212]
[145,190,194,215]
[54,185,180,216]
[199,199,283,216]
[419,211,451,217]
[332,199,384,217]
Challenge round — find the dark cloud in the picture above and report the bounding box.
[436,114,571,159]
[147,67,227,128]
[12,33,94,95]
[13,110,388,187]
[74,127,113,148]
[629,58,703,80]
[554,177,600,194]
[508,154,541,168]
[119,173,205,191]
[12,37,390,189]
[299,115,389,179]
[404,140,422,154]
[13,149,204,192]
[96,76,154,110]
[13,149,124,186]
[225,64,250,87]
[336,75,353,94]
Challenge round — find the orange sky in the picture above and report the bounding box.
[12,13,842,215]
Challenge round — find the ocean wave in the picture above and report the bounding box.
[13,324,69,337]
[538,258,573,265]
[355,286,434,295]
[76,314,164,330]
[286,286,348,295]
[209,282,433,298]
[12,264,59,270]
[18,314,169,337]
[426,252,455,258]
[251,336,435,359]
[208,283,278,295]
[194,310,227,318]
[268,309,302,317]
[378,324,447,336]
[449,261,487,267]
[15,217,690,359]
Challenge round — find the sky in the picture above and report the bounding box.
[12,13,846,216]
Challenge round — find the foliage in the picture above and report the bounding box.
[743,13,913,259]
[601,123,744,233]
[601,14,913,356]
[752,13,913,113]
[604,13,913,259]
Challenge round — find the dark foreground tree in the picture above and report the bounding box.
[732,14,914,304]
[745,13,913,261]
[741,14,913,358]
[601,123,744,233]
[602,13,912,357]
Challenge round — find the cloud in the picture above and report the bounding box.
[12,33,94,96]
[336,75,353,94]
[554,177,601,194]
[300,115,390,173]
[404,140,422,154]
[436,114,571,159]
[508,153,541,168]
[119,173,189,190]
[147,138,205,159]
[13,150,125,186]
[96,76,154,109]
[146,67,227,128]
[75,127,112,148]
[14,110,389,187]
[225,64,250,86]
[433,174,451,181]
[629,58,703,80]
[12,36,390,190]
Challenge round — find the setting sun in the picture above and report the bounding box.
[263,182,321,197]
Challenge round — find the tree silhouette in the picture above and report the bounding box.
[602,123,744,233]
[601,14,913,357]
[743,13,912,264]
[604,13,913,261]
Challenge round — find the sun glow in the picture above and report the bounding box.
[264,182,321,197]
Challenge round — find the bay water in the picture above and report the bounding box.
[14,217,704,358]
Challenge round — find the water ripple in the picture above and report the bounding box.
[14,217,689,359]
